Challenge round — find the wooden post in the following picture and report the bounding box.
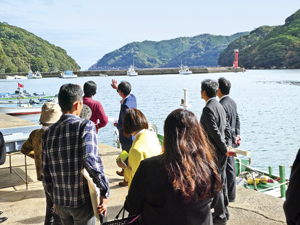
[279,165,286,198]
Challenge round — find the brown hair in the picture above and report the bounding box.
[163,108,222,203]
[123,109,149,136]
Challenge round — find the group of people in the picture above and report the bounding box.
[19,76,244,225]
[15,75,300,225]
[0,71,293,225]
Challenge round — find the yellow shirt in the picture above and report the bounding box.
[124,130,162,189]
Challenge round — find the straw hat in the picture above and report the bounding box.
[39,102,61,124]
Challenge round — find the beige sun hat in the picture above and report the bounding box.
[39,102,62,124]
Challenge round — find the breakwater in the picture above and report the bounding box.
[0,67,244,79]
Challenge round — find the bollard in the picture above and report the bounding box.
[269,166,273,177]
[279,165,286,198]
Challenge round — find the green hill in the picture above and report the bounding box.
[218,9,300,69]
[0,22,80,73]
[89,32,249,70]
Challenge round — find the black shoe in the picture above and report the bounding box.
[0,217,8,223]
[213,217,227,225]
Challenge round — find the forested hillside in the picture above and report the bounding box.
[219,9,300,69]
[89,32,248,70]
[0,22,80,73]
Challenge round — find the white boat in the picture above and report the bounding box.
[14,75,28,79]
[99,73,108,77]
[127,57,138,76]
[35,71,42,79]
[5,76,15,80]
[179,64,192,75]
[0,103,43,115]
[127,65,138,76]
[60,70,78,79]
[5,75,27,79]
[27,70,35,79]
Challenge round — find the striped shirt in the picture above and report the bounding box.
[41,114,110,208]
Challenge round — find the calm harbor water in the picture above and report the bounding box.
[1,69,300,177]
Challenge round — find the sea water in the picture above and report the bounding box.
[1,69,300,176]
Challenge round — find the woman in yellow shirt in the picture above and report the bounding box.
[116,108,162,189]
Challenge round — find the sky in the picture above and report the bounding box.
[1,0,299,70]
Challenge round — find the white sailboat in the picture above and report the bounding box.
[127,57,138,76]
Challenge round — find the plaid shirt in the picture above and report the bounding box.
[41,114,110,208]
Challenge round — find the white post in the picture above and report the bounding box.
[180,88,191,110]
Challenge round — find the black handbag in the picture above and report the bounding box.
[102,206,139,225]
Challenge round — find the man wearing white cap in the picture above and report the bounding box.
[21,102,62,225]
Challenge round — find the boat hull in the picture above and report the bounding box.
[179,71,192,75]
[0,104,42,115]
[127,72,138,76]
[60,75,78,79]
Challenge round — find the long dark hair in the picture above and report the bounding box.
[163,109,222,203]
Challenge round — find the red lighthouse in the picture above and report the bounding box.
[233,49,239,68]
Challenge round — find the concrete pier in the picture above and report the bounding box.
[0,115,287,225]
[0,112,38,129]
[0,67,244,79]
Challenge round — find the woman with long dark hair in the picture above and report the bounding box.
[125,109,222,225]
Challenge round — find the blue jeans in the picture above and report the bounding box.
[55,199,95,225]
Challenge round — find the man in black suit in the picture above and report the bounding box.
[284,149,300,225]
[200,79,235,225]
[217,77,241,203]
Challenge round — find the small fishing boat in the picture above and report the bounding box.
[60,70,78,79]
[0,83,57,103]
[35,71,42,79]
[99,73,108,77]
[0,103,43,115]
[27,70,35,79]
[179,64,192,75]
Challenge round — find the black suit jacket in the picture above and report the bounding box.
[200,98,231,170]
[219,96,240,148]
[284,149,300,225]
[125,155,214,225]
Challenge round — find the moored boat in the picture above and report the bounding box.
[179,64,192,75]
[5,75,15,80]
[27,70,35,79]
[14,75,28,79]
[60,70,78,78]
[127,57,138,76]
[35,71,42,79]
[0,83,57,103]
[0,103,43,115]
[127,65,138,76]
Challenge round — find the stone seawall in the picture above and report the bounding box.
[0,67,244,79]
